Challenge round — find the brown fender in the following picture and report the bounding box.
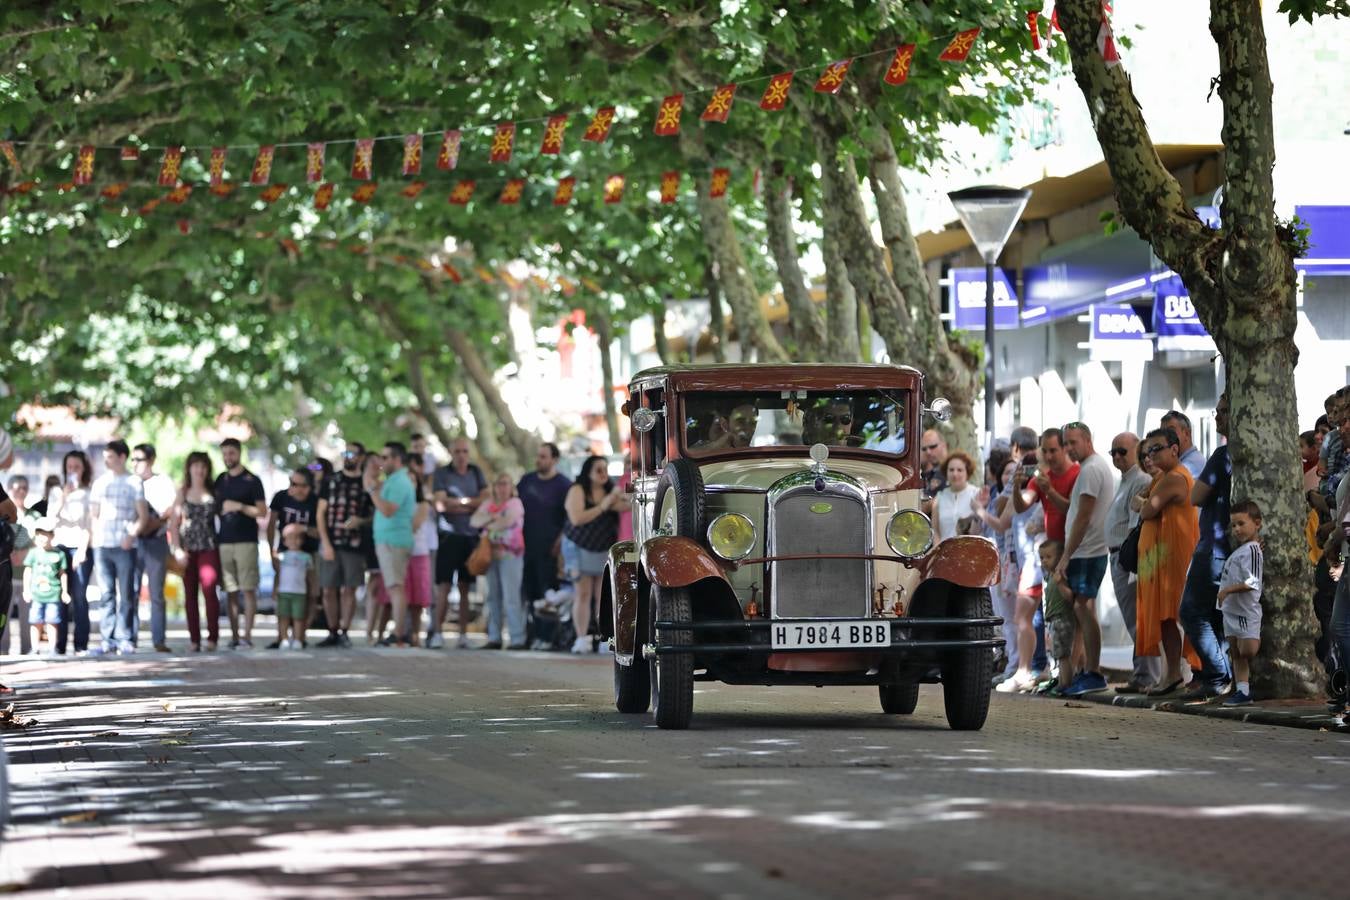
[917,536,1000,588]
[605,542,641,665]
[640,535,731,589]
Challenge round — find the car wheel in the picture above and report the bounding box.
[941,587,995,731]
[613,651,651,714]
[879,681,920,715]
[649,585,694,729]
[652,458,705,539]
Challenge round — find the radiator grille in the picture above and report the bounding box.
[770,491,869,618]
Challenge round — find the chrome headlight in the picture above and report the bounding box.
[706,512,757,561]
[886,509,934,559]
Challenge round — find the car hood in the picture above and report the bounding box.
[698,457,914,494]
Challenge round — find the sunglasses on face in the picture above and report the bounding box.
[1109,447,1130,457]
[1145,444,1173,456]
[289,480,308,488]
[342,451,359,459]
[819,414,852,426]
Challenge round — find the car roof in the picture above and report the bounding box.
[630,363,923,393]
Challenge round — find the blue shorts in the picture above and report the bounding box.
[33,602,63,625]
[1065,555,1109,600]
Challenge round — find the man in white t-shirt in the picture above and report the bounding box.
[131,444,179,652]
[89,440,149,654]
[1055,423,1116,696]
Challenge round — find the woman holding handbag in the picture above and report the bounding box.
[470,474,526,650]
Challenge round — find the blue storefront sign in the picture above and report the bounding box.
[1151,274,1214,352]
[949,267,1020,331]
[1021,229,1154,325]
[1296,205,1350,276]
[1090,304,1153,361]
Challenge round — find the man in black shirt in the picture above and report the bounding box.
[316,442,374,648]
[214,438,267,649]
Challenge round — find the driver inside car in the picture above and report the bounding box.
[697,402,760,450]
[802,398,856,446]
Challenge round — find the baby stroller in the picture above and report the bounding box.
[529,583,577,652]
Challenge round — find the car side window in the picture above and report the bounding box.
[644,387,667,473]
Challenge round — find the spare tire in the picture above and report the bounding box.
[652,457,706,540]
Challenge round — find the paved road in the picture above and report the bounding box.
[1,644,1348,898]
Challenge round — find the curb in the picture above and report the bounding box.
[1072,686,1349,732]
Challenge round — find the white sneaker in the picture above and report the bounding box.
[427,633,445,649]
[571,636,590,654]
[282,639,297,650]
[456,635,469,649]
[996,672,1036,694]
[117,641,137,655]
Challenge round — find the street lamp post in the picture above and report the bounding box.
[948,185,1032,453]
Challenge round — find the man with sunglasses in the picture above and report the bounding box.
[1161,409,1205,478]
[316,442,374,648]
[919,430,949,505]
[802,397,856,447]
[1105,432,1161,692]
[1054,423,1115,696]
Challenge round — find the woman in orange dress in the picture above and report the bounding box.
[1134,427,1201,694]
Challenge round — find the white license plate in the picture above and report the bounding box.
[770,620,891,650]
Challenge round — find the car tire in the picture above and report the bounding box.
[652,458,705,539]
[878,681,920,715]
[941,587,994,731]
[614,653,651,714]
[649,585,694,729]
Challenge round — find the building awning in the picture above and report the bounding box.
[916,144,1224,262]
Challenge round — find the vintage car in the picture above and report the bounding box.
[600,363,1003,730]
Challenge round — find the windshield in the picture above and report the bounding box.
[682,389,909,457]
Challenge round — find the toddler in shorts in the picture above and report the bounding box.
[1037,540,1077,696]
[275,524,313,649]
[1217,500,1264,706]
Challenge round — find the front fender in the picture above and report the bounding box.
[640,535,731,589]
[916,536,1000,589]
[605,542,641,664]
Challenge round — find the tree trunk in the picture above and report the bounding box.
[862,124,982,451]
[820,220,860,362]
[679,127,788,362]
[442,327,534,470]
[405,348,459,451]
[1059,0,1319,697]
[703,258,728,363]
[763,163,826,360]
[652,297,673,365]
[461,377,513,475]
[812,124,978,450]
[593,310,624,455]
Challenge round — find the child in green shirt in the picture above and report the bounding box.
[23,519,68,652]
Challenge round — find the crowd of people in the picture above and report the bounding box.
[0,433,629,672]
[920,383,1350,707]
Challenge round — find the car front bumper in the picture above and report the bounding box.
[644,617,1003,656]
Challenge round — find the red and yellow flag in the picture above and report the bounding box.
[659,170,681,204]
[139,198,161,215]
[351,138,374,180]
[251,145,275,185]
[120,145,139,161]
[1027,11,1042,51]
[0,141,19,172]
[603,174,625,204]
[74,145,95,185]
[558,276,577,297]
[259,183,287,203]
[759,73,793,110]
[208,147,227,185]
[314,182,335,210]
[100,182,129,200]
[352,182,378,203]
[530,275,551,291]
[9,181,36,195]
[166,184,193,204]
[701,84,736,123]
[499,178,525,204]
[441,262,463,283]
[709,167,731,198]
[553,176,576,206]
[306,142,325,183]
[654,94,683,136]
[813,60,852,94]
[884,44,916,86]
[582,107,616,143]
[540,115,568,155]
[436,130,461,170]
[448,180,476,205]
[476,267,496,284]
[938,27,981,62]
[500,272,522,290]
[158,146,183,186]
[489,123,515,164]
[177,219,192,235]
[402,133,423,176]
[401,180,427,199]
[56,181,77,193]
[209,182,236,198]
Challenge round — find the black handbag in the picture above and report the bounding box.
[1117,522,1143,574]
